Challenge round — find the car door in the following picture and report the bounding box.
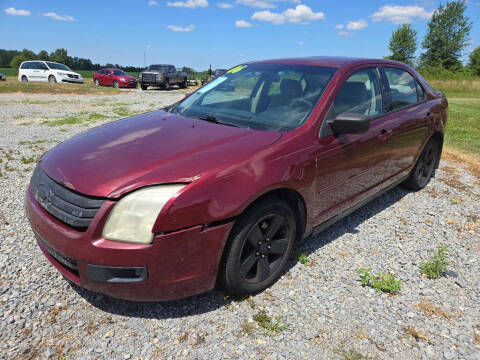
[379,67,431,179]
[313,66,391,224]
[37,62,49,82]
[28,62,41,81]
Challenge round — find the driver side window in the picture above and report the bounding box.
[333,68,382,117]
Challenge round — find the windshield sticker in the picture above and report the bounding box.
[227,65,247,74]
[197,76,228,93]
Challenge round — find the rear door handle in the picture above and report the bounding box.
[378,129,393,142]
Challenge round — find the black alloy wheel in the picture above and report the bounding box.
[222,198,296,296]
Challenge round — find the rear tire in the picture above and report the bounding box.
[221,197,296,296]
[164,80,170,90]
[180,78,187,89]
[402,138,440,190]
[21,75,28,82]
[48,75,56,83]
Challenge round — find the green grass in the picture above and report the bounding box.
[420,245,449,279]
[252,310,290,335]
[0,67,138,79]
[357,268,402,294]
[297,253,311,265]
[87,113,108,121]
[0,77,121,94]
[44,116,82,126]
[334,348,370,360]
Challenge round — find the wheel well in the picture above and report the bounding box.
[242,188,307,241]
[431,132,444,169]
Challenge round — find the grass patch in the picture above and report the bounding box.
[334,348,370,360]
[44,116,82,126]
[19,140,49,145]
[357,268,401,294]
[20,156,37,164]
[112,106,134,117]
[445,100,480,156]
[297,253,311,265]
[87,113,108,121]
[420,245,449,279]
[252,310,289,335]
[239,321,256,337]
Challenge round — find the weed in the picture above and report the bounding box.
[3,151,14,161]
[87,113,108,121]
[416,303,457,319]
[19,122,32,126]
[253,310,289,335]
[403,326,432,344]
[112,106,133,117]
[420,245,449,279]
[297,253,311,265]
[19,140,48,145]
[13,114,25,119]
[357,268,401,294]
[334,348,370,360]
[239,320,256,336]
[45,116,82,126]
[21,156,38,164]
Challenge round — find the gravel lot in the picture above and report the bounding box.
[0,90,479,360]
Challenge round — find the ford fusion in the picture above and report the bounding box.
[25,57,447,301]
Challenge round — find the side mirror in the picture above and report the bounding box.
[328,113,370,135]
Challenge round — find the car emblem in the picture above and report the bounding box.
[37,183,52,206]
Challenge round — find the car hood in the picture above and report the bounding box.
[40,110,282,198]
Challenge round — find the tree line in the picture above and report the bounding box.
[386,0,479,76]
[0,48,145,73]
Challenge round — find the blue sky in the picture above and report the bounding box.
[1,0,479,70]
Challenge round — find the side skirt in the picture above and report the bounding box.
[307,175,409,238]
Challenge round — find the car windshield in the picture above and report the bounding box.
[45,62,72,71]
[176,64,336,131]
[113,70,127,76]
[147,65,167,72]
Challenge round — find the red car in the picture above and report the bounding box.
[26,57,447,301]
[93,68,137,88]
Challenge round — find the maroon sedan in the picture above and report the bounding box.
[26,57,447,301]
[93,68,137,88]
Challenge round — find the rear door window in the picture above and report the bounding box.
[333,67,383,117]
[384,67,418,111]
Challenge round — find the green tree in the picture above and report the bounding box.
[10,55,27,69]
[37,50,50,61]
[468,46,480,76]
[49,48,69,64]
[387,24,417,66]
[420,0,472,71]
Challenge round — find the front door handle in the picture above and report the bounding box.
[378,129,393,142]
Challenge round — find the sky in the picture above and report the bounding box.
[1,0,479,70]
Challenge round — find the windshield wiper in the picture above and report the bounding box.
[190,114,240,127]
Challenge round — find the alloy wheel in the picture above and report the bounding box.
[415,144,437,187]
[239,214,290,284]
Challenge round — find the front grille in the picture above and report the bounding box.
[142,73,156,82]
[67,74,79,79]
[30,165,106,231]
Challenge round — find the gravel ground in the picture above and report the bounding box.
[0,90,479,360]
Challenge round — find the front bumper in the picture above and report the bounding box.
[61,77,84,84]
[119,81,137,88]
[25,187,233,301]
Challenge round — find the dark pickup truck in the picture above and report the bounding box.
[139,64,187,90]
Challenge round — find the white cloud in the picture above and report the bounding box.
[41,12,75,21]
[148,0,159,5]
[372,5,433,24]
[236,0,300,9]
[337,31,352,37]
[251,5,325,25]
[217,2,234,8]
[235,19,253,27]
[346,19,367,30]
[298,41,305,46]
[4,7,30,16]
[167,0,209,8]
[167,24,196,31]
[335,24,344,29]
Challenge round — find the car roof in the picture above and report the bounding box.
[247,56,409,69]
[100,68,124,71]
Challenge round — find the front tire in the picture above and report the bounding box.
[221,198,296,296]
[141,84,147,91]
[402,138,440,190]
[94,79,100,86]
[113,81,119,89]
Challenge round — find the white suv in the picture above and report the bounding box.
[18,61,83,84]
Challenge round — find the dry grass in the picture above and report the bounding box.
[417,303,458,319]
[429,79,480,92]
[403,326,432,344]
[442,148,480,182]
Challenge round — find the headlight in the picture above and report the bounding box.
[57,72,65,76]
[102,184,186,244]
[156,74,164,80]
[120,77,126,82]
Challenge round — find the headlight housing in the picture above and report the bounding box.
[57,72,65,76]
[102,184,186,244]
[156,74,164,81]
[120,77,126,82]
